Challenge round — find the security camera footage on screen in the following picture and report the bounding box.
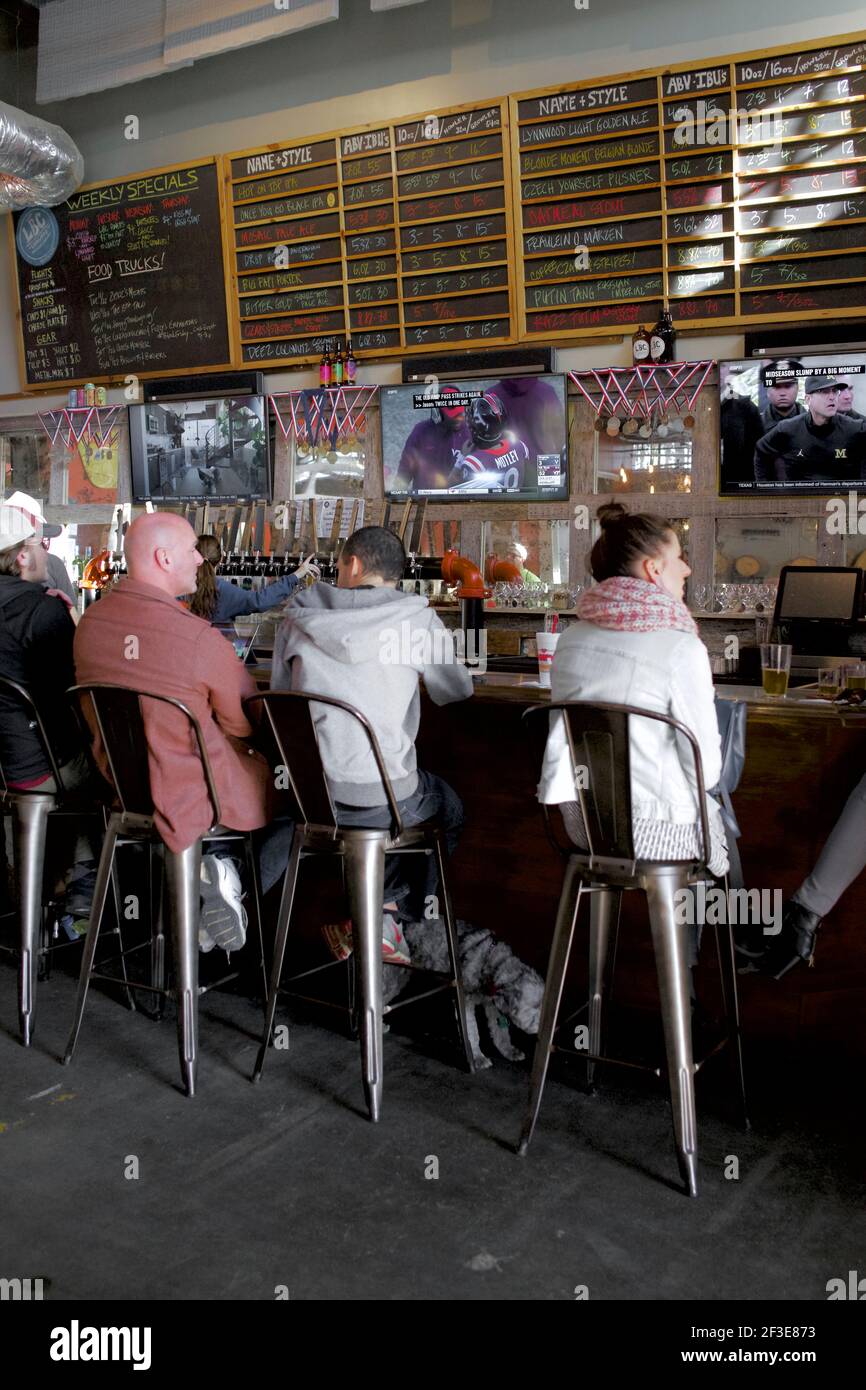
[719,353,866,497]
[128,395,270,503]
[380,374,568,501]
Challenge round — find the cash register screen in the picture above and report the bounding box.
[776,568,862,622]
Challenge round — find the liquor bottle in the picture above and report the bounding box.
[650,308,676,363]
[319,343,332,388]
[345,335,357,385]
[333,343,344,386]
[632,326,652,364]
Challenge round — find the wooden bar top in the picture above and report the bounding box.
[464,672,866,724]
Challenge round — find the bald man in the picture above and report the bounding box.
[74,512,274,952]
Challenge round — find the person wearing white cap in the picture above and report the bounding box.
[0,503,96,924]
[5,490,76,605]
[505,540,540,585]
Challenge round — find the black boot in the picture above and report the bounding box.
[760,900,822,980]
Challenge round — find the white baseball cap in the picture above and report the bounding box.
[0,504,37,551]
[5,490,62,538]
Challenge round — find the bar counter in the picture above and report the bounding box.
[415,677,866,1066]
[251,652,866,1064]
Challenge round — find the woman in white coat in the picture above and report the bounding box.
[539,502,727,875]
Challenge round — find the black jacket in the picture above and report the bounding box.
[754,412,866,483]
[0,575,78,783]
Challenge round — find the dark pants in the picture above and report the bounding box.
[254,770,464,920]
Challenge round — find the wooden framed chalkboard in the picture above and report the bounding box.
[9,158,233,389]
[223,99,516,367]
[511,29,866,341]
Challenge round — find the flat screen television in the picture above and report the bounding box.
[719,352,866,497]
[380,373,568,500]
[129,395,271,503]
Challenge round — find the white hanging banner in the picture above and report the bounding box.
[164,0,339,66]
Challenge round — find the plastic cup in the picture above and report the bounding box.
[760,642,792,699]
[536,631,559,686]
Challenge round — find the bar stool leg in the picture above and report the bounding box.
[243,832,268,1010]
[517,857,583,1156]
[150,846,166,1021]
[434,830,475,1074]
[12,797,52,1046]
[107,851,136,1013]
[63,816,120,1065]
[344,834,387,1122]
[644,867,699,1197]
[586,887,620,1090]
[253,834,303,1083]
[164,842,202,1098]
[713,898,749,1132]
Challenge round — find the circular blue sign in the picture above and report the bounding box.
[16,207,60,266]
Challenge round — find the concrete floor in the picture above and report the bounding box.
[0,956,863,1302]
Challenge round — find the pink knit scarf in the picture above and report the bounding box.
[577,575,698,635]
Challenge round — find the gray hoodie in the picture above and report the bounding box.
[272,584,473,806]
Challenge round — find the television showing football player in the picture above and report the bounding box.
[392,384,470,493]
[492,375,565,462]
[447,393,530,492]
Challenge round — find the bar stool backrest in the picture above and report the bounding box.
[0,674,66,797]
[245,690,404,838]
[69,683,222,826]
[525,700,710,872]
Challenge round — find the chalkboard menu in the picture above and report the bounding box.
[11,159,232,387]
[226,102,514,365]
[512,31,866,339]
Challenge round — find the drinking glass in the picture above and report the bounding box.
[819,667,842,699]
[691,583,709,612]
[760,643,792,699]
[845,662,866,691]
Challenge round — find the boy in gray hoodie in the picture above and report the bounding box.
[271,526,473,932]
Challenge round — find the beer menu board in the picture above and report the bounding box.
[512,31,866,339]
[226,102,514,365]
[11,160,232,387]
[394,105,513,350]
[228,137,346,365]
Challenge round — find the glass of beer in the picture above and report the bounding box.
[845,662,866,691]
[819,667,842,699]
[760,643,792,698]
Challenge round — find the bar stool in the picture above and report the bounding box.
[519,700,748,1197]
[0,675,128,1045]
[245,690,475,1121]
[62,683,266,1096]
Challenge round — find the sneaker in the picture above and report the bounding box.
[199,856,247,954]
[322,919,353,961]
[381,914,411,966]
[320,915,411,965]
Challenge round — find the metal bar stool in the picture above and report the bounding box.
[0,675,128,1045]
[519,700,748,1197]
[62,683,267,1096]
[245,690,475,1121]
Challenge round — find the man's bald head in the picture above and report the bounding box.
[124,512,203,598]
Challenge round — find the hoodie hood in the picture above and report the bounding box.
[0,572,38,612]
[281,583,432,665]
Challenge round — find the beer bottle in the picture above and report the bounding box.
[650,309,676,363]
[632,326,652,364]
[334,342,344,386]
[345,335,357,385]
[319,343,332,388]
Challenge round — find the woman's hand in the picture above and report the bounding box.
[294,554,321,582]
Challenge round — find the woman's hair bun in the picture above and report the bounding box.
[596,502,628,529]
